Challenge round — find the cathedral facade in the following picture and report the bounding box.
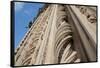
[14,4,97,66]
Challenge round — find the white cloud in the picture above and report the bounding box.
[15,2,25,11]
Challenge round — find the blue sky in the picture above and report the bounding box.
[14,2,44,48]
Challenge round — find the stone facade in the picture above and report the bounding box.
[14,4,97,66]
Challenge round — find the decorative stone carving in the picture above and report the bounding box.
[14,4,96,66]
